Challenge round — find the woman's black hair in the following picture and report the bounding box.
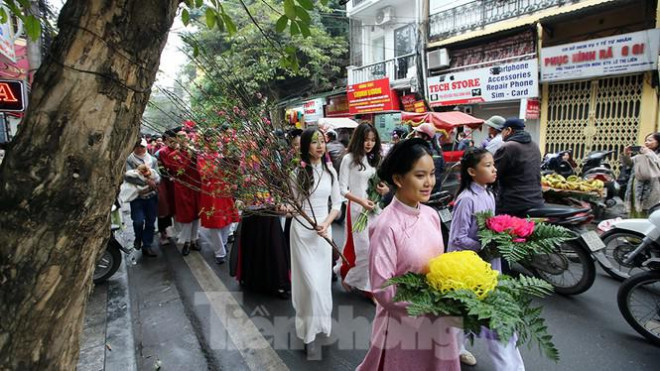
[646,132,660,154]
[347,123,382,170]
[295,128,334,199]
[378,138,432,188]
[456,147,492,196]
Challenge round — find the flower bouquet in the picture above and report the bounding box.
[476,211,574,265]
[386,251,559,361]
[353,173,385,233]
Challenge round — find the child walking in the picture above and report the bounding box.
[448,147,525,371]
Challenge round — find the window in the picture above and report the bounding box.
[372,37,385,63]
[394,24,415,57]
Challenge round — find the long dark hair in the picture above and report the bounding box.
[457,147,491,196]
[295,128,334,199]
[347,123,381,170]
[378,138,432,188]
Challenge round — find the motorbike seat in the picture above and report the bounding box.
[525,204,591,218]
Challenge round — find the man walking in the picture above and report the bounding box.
[494,118,544,217]
[484,115,506,154]
[125,138,160,257]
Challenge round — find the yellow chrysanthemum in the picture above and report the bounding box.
[426,251,499,300]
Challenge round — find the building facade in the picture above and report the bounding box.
[425,0,660,172]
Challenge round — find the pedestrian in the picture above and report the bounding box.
[159,131,201,256]
[622,132,660,217]
[154,131,177,245]
[413,123,445,192]
[335,123,388,298]
[357,138,460,371]
[289,128,341,358]
[124,139,160,257]
[457,131,471,150]
[324,129,345,174]
[235,135,291,299]
[448,147,526,370]
[198,131,240,264]
[483,116,506,154]
[494,118,544,217]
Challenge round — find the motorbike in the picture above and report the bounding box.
[598,209,660,281]
[541,150,620,219]
[523,204,609,295]
[617,257,660,346]
[425,190,454,246]
[581,150,620,208]
[93,203,135,284]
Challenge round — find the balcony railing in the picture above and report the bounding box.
[430,0,579,40]
[348,53,417,86]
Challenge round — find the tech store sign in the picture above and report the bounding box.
[427,60,538,107]
[541,29,660,82]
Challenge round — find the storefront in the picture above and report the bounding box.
[426,30,540,146]
[539,27,660,173]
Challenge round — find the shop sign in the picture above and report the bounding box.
[522,98,540,120]
[401,94,416,112]
[0,79,24,112]
[427,60,538,107]
[541,29,660,82]
[413,100,426,113]
[347,78,400,114]
[0,13,16,63]
[303,98,324,122]
[326,95,349,116]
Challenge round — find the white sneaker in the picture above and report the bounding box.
[460,350,477,366]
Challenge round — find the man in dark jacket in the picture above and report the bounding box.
[494,118,544,217]
[325,129,345,174]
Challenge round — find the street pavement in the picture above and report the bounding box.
[79,209,660,370]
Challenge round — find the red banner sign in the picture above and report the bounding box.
[401,94,416,112]
[413,100,427,113]
[347,78,399,114]
[525,98,540,120]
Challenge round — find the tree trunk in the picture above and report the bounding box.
[0,0,179,368]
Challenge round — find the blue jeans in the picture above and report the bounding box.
[130,195,158,249]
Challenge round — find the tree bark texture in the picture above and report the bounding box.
[0,1,179,368]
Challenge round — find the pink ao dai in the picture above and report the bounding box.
[357,197,460,371]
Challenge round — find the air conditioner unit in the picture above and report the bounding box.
[375,7,394,26]
[427,48,450,70]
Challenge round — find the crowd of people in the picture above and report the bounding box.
[119,116,660,370]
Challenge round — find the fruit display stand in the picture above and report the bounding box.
[541,173,607,217]
[541,185,605,203]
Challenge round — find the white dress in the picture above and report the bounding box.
[335,153,376,292]
[290,162,341,344]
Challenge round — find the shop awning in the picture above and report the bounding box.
[401,111,484,131]
[318,117,359,130]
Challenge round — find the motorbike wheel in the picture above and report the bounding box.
[532,240,596,295]
[617,270,660,346]
[600,229,648,281]
[93,237,123,284]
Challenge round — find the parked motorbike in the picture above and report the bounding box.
[94,204,135,284]
[523,204,612,295]
[598,209,660,280]
[425,190,453,246]
[541,150,574,178]
[617,257,660,346]
[581,150,620,208]
[541,150,620,220]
